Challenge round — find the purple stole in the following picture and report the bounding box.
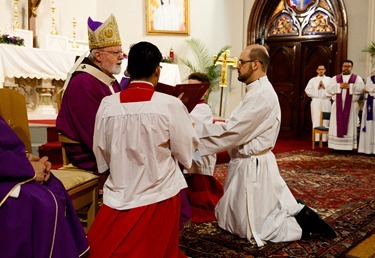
[363,75,375,132]
[367,76,375,121]
[336,73,357,137]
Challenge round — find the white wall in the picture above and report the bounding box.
[345,0,369,78]
[0,0,372,117]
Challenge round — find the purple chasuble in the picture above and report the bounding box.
[367,76,375,121]
[0,116,89,258]
[120,76,131,90]
[56,58,121,171]
[363,75,375,132]
[336,73,357,137]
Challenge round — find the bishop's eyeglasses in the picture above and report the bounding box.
[99,50,125,58]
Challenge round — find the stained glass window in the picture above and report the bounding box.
[267,0,335,37]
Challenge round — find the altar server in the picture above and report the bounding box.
[0,116,89,258]
[194,44,336,247]
[358,75,375,154]
[185,72,224,223]
[87,41,199,257]
[326,60,365,150]
[305,65,332,142]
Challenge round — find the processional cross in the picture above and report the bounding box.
[212,50,238,116]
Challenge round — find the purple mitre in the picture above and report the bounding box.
[88,17,102,31]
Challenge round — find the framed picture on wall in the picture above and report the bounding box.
[146,0,190,35]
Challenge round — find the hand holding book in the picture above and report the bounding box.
[155,82,210,113]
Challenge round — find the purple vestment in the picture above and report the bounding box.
[56,58,121,171]
[335,73,357,137]
[120,76,131,90]
[0,116,89,257]
[367,75,375,121]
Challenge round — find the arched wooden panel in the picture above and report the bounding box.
[299,41,336,137]
[247,0,347,138]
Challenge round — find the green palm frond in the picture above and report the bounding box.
[185,38,212,70]
[179,38,231,101]
[363,41,375,56]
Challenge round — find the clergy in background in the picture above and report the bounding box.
[326,60,364,150]
[305,64,332,142]
[358,75,375,154]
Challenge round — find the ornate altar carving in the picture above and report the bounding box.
[15,78,39,111]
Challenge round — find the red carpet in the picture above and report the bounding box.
[180,150,375,257]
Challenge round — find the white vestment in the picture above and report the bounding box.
[188,103,217,176]
[326,74,364,150]
[93,86,199,210]
[305,75,332,141]
[195,76,303,247]
[358,76,375,154]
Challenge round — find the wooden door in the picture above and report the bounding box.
[248,0,347,139]
[267,42,301,138]
[299,41,337,138]
[266,40,337,138]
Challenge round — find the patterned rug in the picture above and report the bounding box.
[180,150,375,257]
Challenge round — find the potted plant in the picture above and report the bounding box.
[363,41,375,56]
[363,41,375,69]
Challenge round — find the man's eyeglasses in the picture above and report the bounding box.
[238,59,263,65]
[99,50,124,58]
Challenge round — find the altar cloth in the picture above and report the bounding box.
[0,44,78,86]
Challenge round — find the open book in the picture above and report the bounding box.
[155,82,210,113]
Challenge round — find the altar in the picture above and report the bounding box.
[0,44,182,119]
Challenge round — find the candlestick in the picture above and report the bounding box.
[72,17,78,48]
[13,0,21,29]
[50,0,58,35]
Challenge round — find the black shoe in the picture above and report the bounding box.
[295,205,337,239]
[296,198,307,206]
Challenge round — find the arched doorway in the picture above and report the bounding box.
[248,0,347,138]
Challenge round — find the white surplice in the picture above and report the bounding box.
[358,76,375,154]
[188,103,217,176]
[326,74,365,150]
[305,75,332,141]
[195,76,303,247]
[93,89,199,210]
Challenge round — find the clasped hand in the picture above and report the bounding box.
[28,154,52,183]
[340,82,349,89]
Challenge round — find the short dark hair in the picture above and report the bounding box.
[127,41,162,79]
[249,46,270,72]
[188,72,210,83]
[341,59,353,66]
